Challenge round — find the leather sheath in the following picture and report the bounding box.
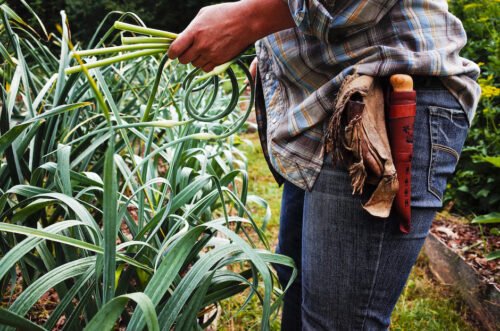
[388,90,417,233]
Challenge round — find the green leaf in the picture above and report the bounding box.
[6,257,95,317]
[0,223,152,272]
[127,226,206,330]
[5,192,101,243]
[84,293,159,331]
[486,250,500,261]
[44,266,95,330]
[27,102,92,123]
[0,122,32,156]
[472,212,500,224]
[157,244,241,330]
[174,271,215,330]
[170,175,214,212]
[56,144,72,196]
[477,155,500,168]
[102,136,118,303]
[54,10,69,103]
[11,198,57,223]
[0,307,47,331]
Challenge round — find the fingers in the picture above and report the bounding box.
[168,31,194,60]
[178,45,199,65]
[245,57,258,85]
[202,63,216,73]
[249,57,258,81]
[169,37,214,73]
[194,58,216,73]
[192,56,209,69]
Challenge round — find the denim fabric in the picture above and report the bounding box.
[273,88,470,330]
[275,181,305,331]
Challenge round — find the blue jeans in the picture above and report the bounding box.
[274,86,470,330]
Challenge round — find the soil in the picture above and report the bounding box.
[431,212,500,289]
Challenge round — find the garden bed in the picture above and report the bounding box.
[431,213,499,287]
[424,212,500,330]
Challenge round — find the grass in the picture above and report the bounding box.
[219,132,478,331]
[218,133,283,331]
[392,254,478,331]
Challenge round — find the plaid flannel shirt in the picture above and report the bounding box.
[254,0,481,191]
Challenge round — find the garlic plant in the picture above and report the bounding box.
[0,3,294,331]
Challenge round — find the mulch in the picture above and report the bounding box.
[431,212,500,289]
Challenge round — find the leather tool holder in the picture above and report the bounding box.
[326,75,399,218]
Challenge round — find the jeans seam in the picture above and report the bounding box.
[428,157,443,201]
[360,219,387,330]
[428,105,467,120]
[427,109,439,201]
[433,144,460,161]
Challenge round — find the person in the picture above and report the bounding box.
[168,0,480,330]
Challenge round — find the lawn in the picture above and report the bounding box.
[218,132,479,331]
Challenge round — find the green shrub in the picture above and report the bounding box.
[445,0,500,215]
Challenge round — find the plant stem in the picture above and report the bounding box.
[72,44,170,57]
[114,21,178,39]
[65,49,164,74]
[122,36,173,45]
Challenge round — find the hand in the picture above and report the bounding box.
[168,2,255,73]
[168,0,295,72]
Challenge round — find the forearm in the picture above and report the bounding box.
[243,0,295,41]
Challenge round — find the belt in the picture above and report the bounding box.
[410,76,444,89]
[382,76,444,91]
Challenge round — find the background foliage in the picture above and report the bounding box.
[445,0,500,216]
[5,0,234,42]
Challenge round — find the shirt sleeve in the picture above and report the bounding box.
[286,0,399,42]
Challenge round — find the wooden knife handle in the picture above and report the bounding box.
[390,74,413,92]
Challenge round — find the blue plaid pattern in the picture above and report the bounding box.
[255,0,481,190]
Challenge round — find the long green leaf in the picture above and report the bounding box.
[0,223,152,272]
[127,226,206,330]
[0,122,33,156]
[84,293,159,331]
[0,308,47,331]
[102,137,118,303]
[472,212,500,224]
[5,257,95,318]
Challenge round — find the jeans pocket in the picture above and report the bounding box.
[428,106,469,201]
